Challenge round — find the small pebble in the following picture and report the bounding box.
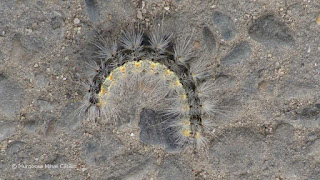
[307,45,311,53]
[137,10,143,20]
[142,1,145,9]
[34,63,39,68]
[81,168,88,172]
[73,18,80,25]
[194,41,200,49]
[31,22,39,31]
[77,27,81,34]
[26,28,32,33]
[316,14,320,25]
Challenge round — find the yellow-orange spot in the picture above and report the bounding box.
[151,63,157,69]
[108,74,113,81]
[120,66,126,73]
[183,120,191,125]
[182,129,192,137]
[182,129,201,139]
[194,132,201,139]
[165,70,171,76]
[174,80,182,86]
[181,94,187,100]
[135,62,141,68]
[100,87,106,94]
[97,101,103,107]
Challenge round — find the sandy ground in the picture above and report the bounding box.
[0,0,320,179]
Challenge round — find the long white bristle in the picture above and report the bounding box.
[197,80,216,99]
[196,134,208,148]
[149,24,173,53]
[201,116,215,133]
[120,29,143,51]
[92,41,112,60]
[173,30,194,64]
[201,98,218,117]
[86,105,100,122]
[189,56,212,82]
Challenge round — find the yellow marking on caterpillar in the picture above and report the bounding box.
[181,94,187,100]
[194,132,201,139]
[151,62,157,69]
[100,87,106,94]
[165,69,171,76]
[174,80,182,86]
[97,101,103,107]
[182,129,201,139]
[135,61,141,68]
[182,120,191,125]
[182,129,191,137]
[169,80,183,90]
[108,73,113,81]
[120,66,126,73]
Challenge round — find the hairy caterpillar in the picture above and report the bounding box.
[77,23,217,148]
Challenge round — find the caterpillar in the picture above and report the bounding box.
[77,23,217,148]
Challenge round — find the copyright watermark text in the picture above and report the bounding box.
[12,163,76,169]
